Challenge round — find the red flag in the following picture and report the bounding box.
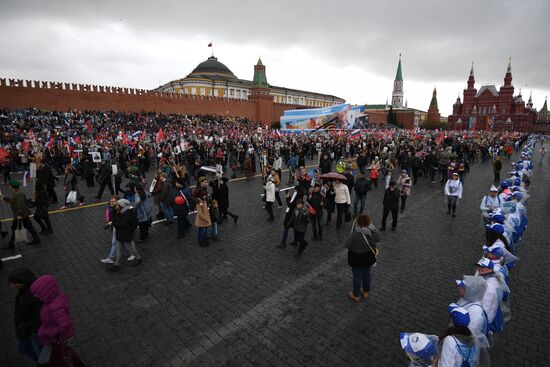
[122,131,128,145]
[21,141,31,152]
[140,130,146,142]
[156,128,165,143]
[0,148,9,161]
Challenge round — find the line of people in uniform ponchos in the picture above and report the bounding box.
[399,136,536,367]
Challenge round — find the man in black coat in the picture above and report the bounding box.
[210,177,238,224]
[380,180,400,231]
[37,162,58,203]
[7,268,42,362]
[96,161,114,199]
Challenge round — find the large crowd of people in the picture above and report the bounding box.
[0,107,540,366]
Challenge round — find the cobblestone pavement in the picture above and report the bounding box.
[1,155,549,366]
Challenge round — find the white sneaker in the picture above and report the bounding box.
[101,258,114,264]
[127,255,136,261]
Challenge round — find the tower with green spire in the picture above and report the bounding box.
[249,57,273,125]
[391,54,404,108]
[252,57,269,91]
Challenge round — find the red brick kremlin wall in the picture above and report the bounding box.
[0,78,299,125]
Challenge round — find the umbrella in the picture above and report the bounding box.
[320,172,347,181]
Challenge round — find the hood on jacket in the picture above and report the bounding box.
[117,198,132,213]
[7,267,36,286]
[31,275,61,304]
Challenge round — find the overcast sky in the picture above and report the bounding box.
[1,0,549,116]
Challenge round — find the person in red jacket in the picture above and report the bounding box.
[30,274,82,366]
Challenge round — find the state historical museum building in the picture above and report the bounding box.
[448,59,537,132]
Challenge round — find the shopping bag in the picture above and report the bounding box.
[66,191,77,204]
[14,220,28,244]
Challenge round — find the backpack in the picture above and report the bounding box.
[489,305,504,333]
[451,336,475,367]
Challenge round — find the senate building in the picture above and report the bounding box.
[155,55,345,108]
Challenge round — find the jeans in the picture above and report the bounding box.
[282,226,295,244]
[108,229,117,259]
[447,196,459,213]
[211,222,218,239]
[114,240,141,266]
[353,194,366,215]
[352,266,371,297]
[160,202,174,222]
[198,227,208,242]
[16,335,42,361]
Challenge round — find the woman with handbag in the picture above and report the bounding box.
[30,275,85,366]
[60,165,85,210]
[345,214,380,304]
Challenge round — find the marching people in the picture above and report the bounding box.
[286,199,309,260]
[108,199,143,271]
[492,156,502,184]
[211,177,238,224]
[264,175,275,222]
[308,183,324,241]
[173,178,192,239]
[0,179,41,249]
[158,172,175,225]
[353,173,370,217]
[95,160,114,199]
[7,268,43,363]
[30,274,84,366]
[36,161,58,203]
[134,185,152,242]
[209,199,220,241]
[278,185,302,248]
[396,169,412,213]
[334,179,351,229]
[345,213,380,304]
[380,181,400,231]
[60,165,85,209]
[101,196,119,264]
[32,181,53,234]
[444,172,463,217]
[194,189,212,247]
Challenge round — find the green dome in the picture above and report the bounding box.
[188,56,237,79]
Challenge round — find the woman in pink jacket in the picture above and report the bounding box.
[31,275,79,366]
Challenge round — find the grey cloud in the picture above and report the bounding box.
[1,0,548,92]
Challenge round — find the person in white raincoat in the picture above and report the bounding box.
[454,276,491,342]
[479,185,502,225]
[437,305,490,367]
[444,172,463,217]
[475,258,510,334]
[400,332,439,366]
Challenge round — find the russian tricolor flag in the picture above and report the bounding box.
[350,129,361,139]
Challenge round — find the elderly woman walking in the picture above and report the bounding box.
[345,213,380,304]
